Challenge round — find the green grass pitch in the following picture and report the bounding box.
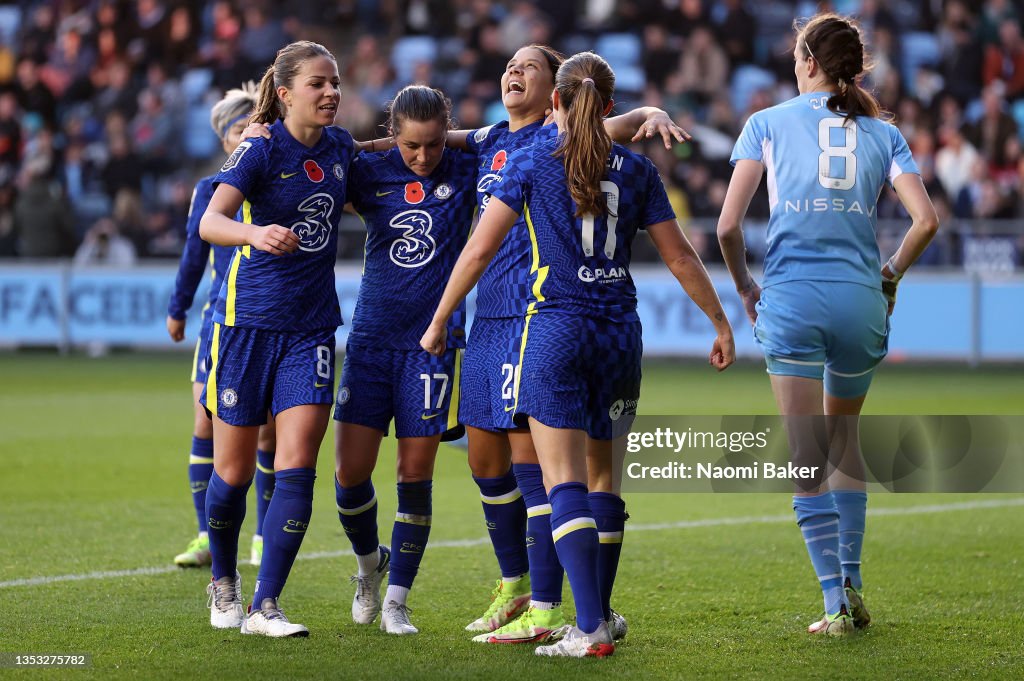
[1,353,1021,679]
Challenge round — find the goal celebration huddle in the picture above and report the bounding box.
[166,11,937,659]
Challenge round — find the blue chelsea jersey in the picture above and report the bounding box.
[488,136,676,322]
[346,147,478,349]
[212,121,356,331]
[731,92,920,289]
[467,120,554,319]
[167,175,236,322]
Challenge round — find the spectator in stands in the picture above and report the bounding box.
[714,0,757,67]
[13,153,74,257]
[936,125,982,199]
[983,19,1024,99]
[674,25,729,109]
[73,217,137,266]
[964,83,1019,168]
[14,58,56,127]
[938,0,983,104]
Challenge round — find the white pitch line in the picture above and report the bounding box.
[2,497,1021,590]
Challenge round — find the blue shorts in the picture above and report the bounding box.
[754,281,889,399]
[334,343,463,439]
[513,311,641,440]
[200,323,337,426]
[459,316,525,432]
[190,316,214,384]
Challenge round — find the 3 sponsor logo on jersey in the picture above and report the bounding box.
[220,388,238,408]
[290,193,335,252]
[476,173,501,209]
[433,182,452,200]
[608,398,638,421]
[578,265,628,283]
[389,209,436,268]
[221,141,252,171]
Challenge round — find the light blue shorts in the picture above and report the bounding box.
[754,281,889,398]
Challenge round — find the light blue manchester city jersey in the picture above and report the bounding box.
[731,92,919,289]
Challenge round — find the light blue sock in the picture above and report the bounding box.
[833,490,867,591]
[793,492,847,616]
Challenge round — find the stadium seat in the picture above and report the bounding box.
[391,36,438,85]
[181,68,214,104]
[595,33,642,73]
[900,32,940,92]
[184,103,219,159]
[0,6,19,43]
[1013,101,1024,141]
[730,65,776,114]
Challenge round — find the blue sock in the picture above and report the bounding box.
[793,492,847,615]
[254,449,276,536]
[205,471,250,580]
[336,477,379,556]
[513,463,562,603]
[589,492,626,621]
[474,471,529,578]
[833,490,867,591]
[389,481,432,589]
[549,482,603,634]
[253,468,315,606]
[188,436,214,534]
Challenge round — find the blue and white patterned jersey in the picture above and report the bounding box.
[346,146,477,349]
[167,175,236,323]
[212,121,356,331]
[731,92,919,289]
[488,136,676,322]
[467,120,556,319]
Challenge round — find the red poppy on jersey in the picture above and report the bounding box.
[490,150,507,171]
[405,181,425,204]
[304,159,325,182]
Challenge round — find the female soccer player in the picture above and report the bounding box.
[422,51,734,658]
[199,40,355,638]
[334,85,478,635]
[716,13,939,636]
[166,83,277,570]
[446,44,691,641]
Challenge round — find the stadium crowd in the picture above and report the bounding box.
[0,0,1020,266]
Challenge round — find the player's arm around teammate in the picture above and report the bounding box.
[716,13,938,637]
[331,86,479,636]
[424,52,733,657]
[198,41,354,638]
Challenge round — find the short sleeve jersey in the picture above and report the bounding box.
[488,136,676,322]
[212,121,356,331]
[730,92,919,289]
[345,147,478,349]
[466,120,554,319]
[167,175,236,321]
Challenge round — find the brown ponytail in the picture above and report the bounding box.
[553,52,615,218]
[250,40,336,125]
[797,13,889,123]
